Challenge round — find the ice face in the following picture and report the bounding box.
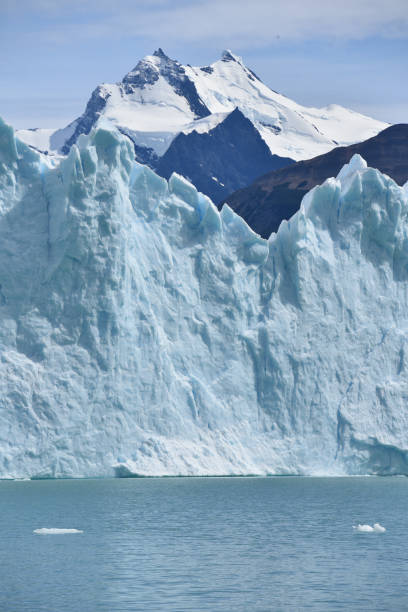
[1,118,408,479]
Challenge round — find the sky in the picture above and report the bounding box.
[0,0,407,129]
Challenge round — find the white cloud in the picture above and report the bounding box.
[130,0,408,45]
[3,0,408,47]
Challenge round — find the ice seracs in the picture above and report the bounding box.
[1,119,408,479]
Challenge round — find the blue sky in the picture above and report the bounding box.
[0,0,407,128]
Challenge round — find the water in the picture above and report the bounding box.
[1,477,407,611]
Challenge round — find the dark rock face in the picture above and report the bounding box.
[153,50,210,119]
[117,129,159,167]
[155,108,294,205]
[122,59,160,91]
[225,124,408,238]
[221,50,238,62]
[200,66,214,74]
[61,86,111,155]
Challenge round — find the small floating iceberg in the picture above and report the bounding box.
[353,523,386,533]
[33,528,83,535]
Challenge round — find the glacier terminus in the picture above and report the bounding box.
[1,118,408,479]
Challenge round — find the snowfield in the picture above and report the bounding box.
[1,118,408,479]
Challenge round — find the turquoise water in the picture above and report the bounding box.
[1,477,407,611]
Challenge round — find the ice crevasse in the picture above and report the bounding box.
[1,117,408,479]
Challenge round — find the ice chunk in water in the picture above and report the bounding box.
[33,528,83,535]
[353,523,386,533]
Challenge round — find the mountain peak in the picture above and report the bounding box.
[124,49,173,78]
[153,48,169,60]
[221,50,242,64]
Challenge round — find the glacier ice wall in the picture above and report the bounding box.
[1,118,408,478]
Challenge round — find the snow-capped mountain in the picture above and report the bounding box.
[2,118,408,479]
[17,48,388,164]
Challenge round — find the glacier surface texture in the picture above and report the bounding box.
[1,118,408,479]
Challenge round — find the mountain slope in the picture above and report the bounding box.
[155,108,294,204]
[225,123,408,238]
[2,119,408,478]
[183,50,388,160]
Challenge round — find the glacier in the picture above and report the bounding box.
[1,117,408,479]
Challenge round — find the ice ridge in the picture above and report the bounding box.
[1,117,408,479]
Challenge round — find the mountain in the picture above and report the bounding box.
[16,48,387,166]
[225,123,408,238]
[2,118,408,478]
[155,108,294,204]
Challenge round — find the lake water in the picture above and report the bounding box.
[1,476,407,611]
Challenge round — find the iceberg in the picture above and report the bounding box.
[1,117,408,479]
[353,523,386,533]
[33,528,83,535]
